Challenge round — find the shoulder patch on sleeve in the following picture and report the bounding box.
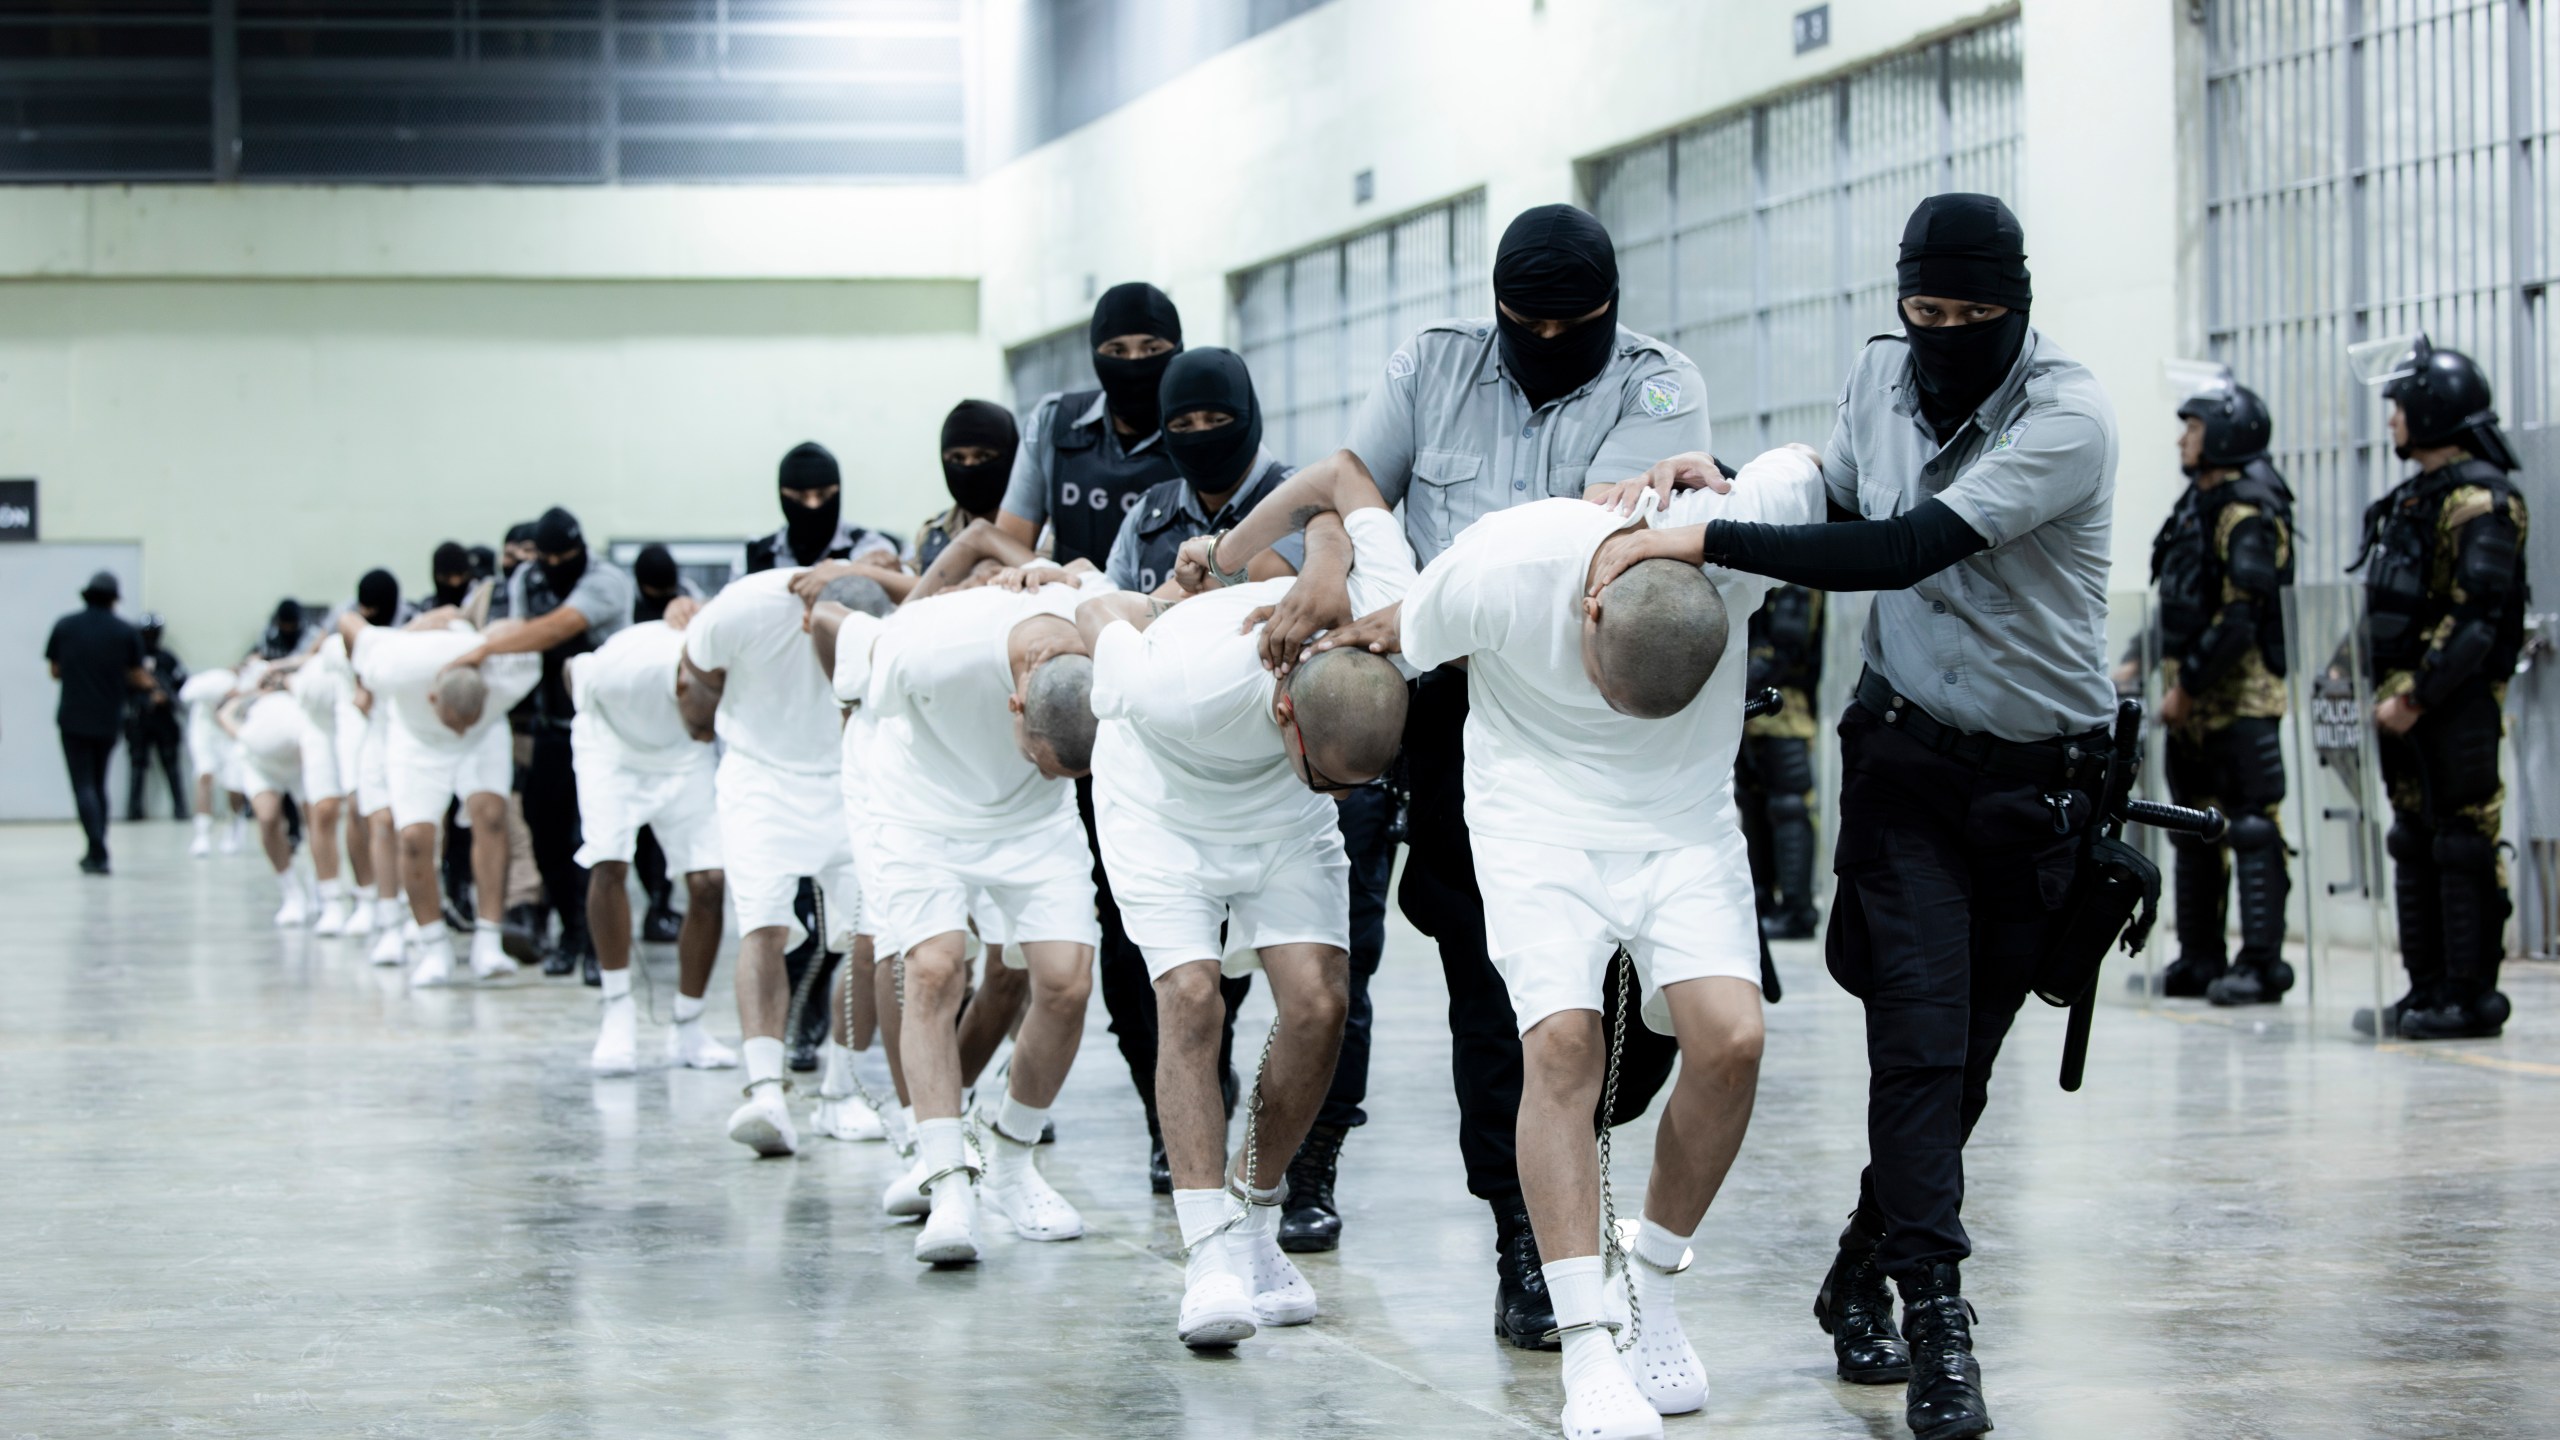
[1989,417,2031,452]
[1639,376,1681,417]
[1385,348,1415,380]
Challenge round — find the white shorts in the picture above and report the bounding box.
[1096,794,1349,980]
[300,724,345,801]
[717,751,859,947]
[386,720,513,829]
[865,810,1099,960]
[237,703,332,802]
[1475,829,1761,1037]
[354,707,392,816]
[574,728,722,875]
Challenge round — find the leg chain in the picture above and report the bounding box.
[1218,1005,1284,1239]
[1598,947,1639,1354]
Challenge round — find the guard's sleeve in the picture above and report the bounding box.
[1345,339,1423,507]
[1934,405,2111,547]
[1820,354,1867,511]
[563,566,634,633]
[2414,488,2528,708]
[1585,354,1711,488]
[999,396,1058,526]
[1102,501,1145,591]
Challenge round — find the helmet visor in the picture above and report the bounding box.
[2349,332,2426,387]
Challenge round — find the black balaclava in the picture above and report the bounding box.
[431,541,472,605]
[467,545,497,581]
[356,568,400,624]
[1896,193,2034,440]
[1493,204,1621,409]
[1089,282,1184,436]
[533,506,588,596]
[503,522,537,578]
[778,441,842,567]
[1158,347,1264,497]
[940,399,1020,517]
[632,544,680,622]
[265,598,303,657]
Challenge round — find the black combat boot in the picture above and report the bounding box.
[1279,1123,1346,1252]
[641,902,683,944]
[1899,1262,1992,1440]
[500,902,546,963]
[1145,1113,1172,1195]
[2206,957,2293,1006]
[541,935,579,977]
[785,948,839,1072]
[1813,1212,1909,1383]
[2160,835,2228,996]
[1492,1195,1559,1351]
[2398,980,2510,1040]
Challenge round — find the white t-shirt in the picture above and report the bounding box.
[351,624,539,754]
[1400,450,1824,852]
[680,569,842,776]
[568,620,706,772]
[861,583,1086,839]
[1090,508,1419,843]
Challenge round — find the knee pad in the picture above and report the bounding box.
[1760,737,1815,797]
[2387,820,2435,866]
[2225,813,2282,853]
[2433,829,2497,875]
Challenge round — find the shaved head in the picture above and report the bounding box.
[1589,558,1728,719]
[1023,653,1096,775]
[818,574,894,618]
[1286,647,1409,784]
[433,665,488,734]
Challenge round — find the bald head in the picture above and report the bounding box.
[1589,558,1728,719]
[432,664,489,735]
[818,574,894,618]
[1284,647,1409,786]
[1022,653,1096,776]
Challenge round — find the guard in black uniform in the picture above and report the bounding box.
[126,613,190,821]
[998,283,1203,1188]
[2354,337,2532,1041]
[1738,585,1825,941]
[2145,381,2298,1006]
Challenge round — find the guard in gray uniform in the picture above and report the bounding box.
[745,441,900,574]
[999,282,1196,1188]
[1210,203,1703,1346]
[1639,194,2113,1440]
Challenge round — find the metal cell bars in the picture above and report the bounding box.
[2204,0,2538,580]
[1587,15,2023,456]
[0,0,969,182]
[1228,191,1490,466]
[1003,323,1100,423]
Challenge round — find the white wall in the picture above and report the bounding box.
[0,186,1003,664]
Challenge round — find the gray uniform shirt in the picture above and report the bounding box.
[1345,320,1709,568]
[1824,328,2117,742]
[504,560,636,648]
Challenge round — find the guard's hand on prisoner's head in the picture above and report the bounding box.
[788,561,860,607]
[1255,572,1354,675]
[1584,524,1680,605]
[1592,450,1733,516]
[1305,603,1403,661]
[661,596,700,631]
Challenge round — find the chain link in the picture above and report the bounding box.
[1597,947,1640,1355]
[1208,1008,1284,1248]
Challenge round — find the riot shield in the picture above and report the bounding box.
[2285,580,2397,1030]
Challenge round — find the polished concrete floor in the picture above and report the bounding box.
[5,820,2559,1438]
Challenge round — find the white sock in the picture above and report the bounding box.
[993,1093,1048,1147]
[194,813,211,835]
[916,1117,966,1176]
[474,918,500,935]
[1635,1216,1691,1273]
[376,896,402,921]
[1546,1255,1623,1385]
[600,968,631,1002]
[278,870,301,898]
[742,1036,785,1086]
[318,877,346,901]
[899,1104,916,1135]
[1174,1188,1239,1252]
[819,1040,854,1099]
[672,993,707,1025]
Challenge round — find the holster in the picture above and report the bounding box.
[2033,833,2161,1007]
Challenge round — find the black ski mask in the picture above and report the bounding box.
[356,568,400,625]
[503,522,537,578]
[431,541,472,605]
[1157,347,1264,496]
[1896,193,2034,439]
[1493,204,1621,409]
[940,400,1019,517]
[632,543,681,623]
[777,441,842,567]
[1089,282,1184,436]
[533,506,588,596]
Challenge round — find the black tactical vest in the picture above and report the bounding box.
[2358,457,2525,687]
[2151,460,2296,678]
[1745,585,1823,695]
[1045,388,1178,569]
[1121,459,1293,594]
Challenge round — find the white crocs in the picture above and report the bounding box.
[312,892,355,936]
[670,1023,739,1071]
[468,926,512,982]
[983,1134,1083,1242]
[914,1171,980,1265]
[1558,1327,1664,1440]
[1177,1235,1258,1349]
[1617,1263,1707,1415]
[726,1083,798,1157]
[882,1158,931,1218]
[812,1092,886,1141]
[408,932,455,988]
[591,998,637,1077]
[342,898,374,938]
[273,876,313,928]
[1242,1202,1317,1326]
[368,922,408,968]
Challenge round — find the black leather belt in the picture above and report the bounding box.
[1852,666,2107,787]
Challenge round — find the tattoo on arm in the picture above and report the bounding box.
[1287,504,1326,532]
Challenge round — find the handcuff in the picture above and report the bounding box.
[1203,529,1251,589]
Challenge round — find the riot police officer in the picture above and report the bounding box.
[1738,584,1825,940]
[2143,380,2297,1006]
[2354,336,2531,1041]
[1611,193,2116,1440]
[997,282,1195,1187]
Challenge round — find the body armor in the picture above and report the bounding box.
[1044,388,1178,570]
[2355,457,2528,702]
[2150,459,2294,691]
